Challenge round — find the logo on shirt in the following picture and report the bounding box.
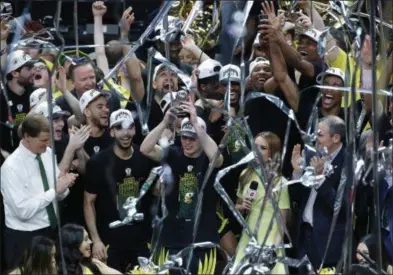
[93,146,100,153]
[125,168,131,176]
[17,104,23,113]
[187,165,193,172]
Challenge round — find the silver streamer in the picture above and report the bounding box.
[98,0,174,87]
[108,166,161,228]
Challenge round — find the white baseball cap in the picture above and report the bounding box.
[153,64,175,81]
[180,117,206,139]
[299,28,322,43]
[249,57,270,74]
[79,89,110,112]
[33,101,70,119]
[197,59,222,79]
[30,88,47,108]
[316,67,345,84]
[109,109,134,128]
[6,50,34,74]
[219,64,241,83]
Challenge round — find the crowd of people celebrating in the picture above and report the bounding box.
[0,0,392,274]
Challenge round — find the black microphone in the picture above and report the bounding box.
[245,181,258,201]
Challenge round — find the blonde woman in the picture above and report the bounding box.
[234,131,290,274]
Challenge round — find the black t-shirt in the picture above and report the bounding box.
[85,145,156,247]
[126,96,163,146]
[83,129,113,157]
[0,84,33,153]
[56,89,121,115]
[160,146,219,248]
[292,59,327,129]
[54,136,69,164]
[244,91,302,178]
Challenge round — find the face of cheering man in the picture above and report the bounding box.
[250,63,272,91]
[316,120,342,155]
[321,75,344,111]
[111,121,135,150]
[33,62,50,89]
[220,80,241,106]
[153,67,179,95]
[71,63,97,95]
[181,135,202,158]
[297,36,319,62]
[84,96,109,128]
[21,115,51,154]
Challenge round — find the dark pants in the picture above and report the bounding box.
[3,226,55,271]
[297,223,322,275]
[107,243,150,273]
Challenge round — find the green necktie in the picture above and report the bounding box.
[36,154,57,229]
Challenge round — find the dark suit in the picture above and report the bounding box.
[295,147,348,269]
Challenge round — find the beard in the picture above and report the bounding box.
[114,136,132,150]
[91,115,107,128]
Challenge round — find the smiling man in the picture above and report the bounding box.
[84,109,155,272]
[79,89,113,156]
[140,100,223,273]
[1,114,77,270]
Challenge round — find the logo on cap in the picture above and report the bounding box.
[182,122,193,130]
[115,111,130,121]
[223,68,239,79]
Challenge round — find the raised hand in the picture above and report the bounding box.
[180,34,197,50]
[69,125,91,150]
[261,1,281,30]
[54,65,68,93]
[291,144,303,173]
[92,1,107,17]
[296,14,312,30]
[310,156,325,176]
[120,6,135,34]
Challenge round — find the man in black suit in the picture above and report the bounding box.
[291,115,348,272]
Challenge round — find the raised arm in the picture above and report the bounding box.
[92,1,110,75]
[260,12,299,112]
[180,99,223,167]
[261,1,315,78]
[297,2,341,65]
[140,110,177,162]
[55,65,84,122]
[180,34,210,63]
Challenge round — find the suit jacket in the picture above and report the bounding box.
[295,146,348,267]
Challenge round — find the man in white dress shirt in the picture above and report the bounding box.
[1,114,77,270]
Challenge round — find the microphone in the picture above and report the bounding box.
[245,181,258,201]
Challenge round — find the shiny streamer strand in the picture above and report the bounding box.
[186,122,234,272]
[99,0,174,87]
[49,1,67,274]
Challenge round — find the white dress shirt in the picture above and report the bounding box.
[302,144,342,226]
[292,144,342,226]
[0,142,69,231]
